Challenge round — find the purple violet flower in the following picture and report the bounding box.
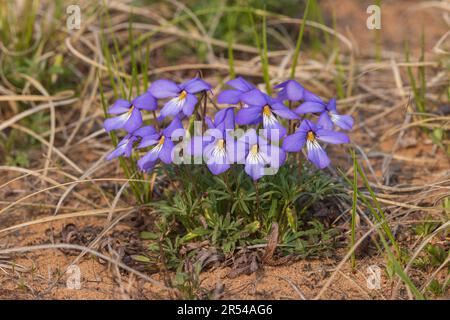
[217,77,255,105]
[317,98,354,131]
[137,118,185,172]
[203,107,236,175]
[274,80,305,101]
[106,134,138,160]
[237,129,286,181]
[187,107,236,175]
[294,90,328,115]
[276,81,337,117]
[282,118,350,169]
[149,77,211,120]
[235,89,298,140]
[104,92,157,133]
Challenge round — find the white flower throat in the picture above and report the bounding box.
[262,105,278,127]
[166,90,188,113]
[211,138,227,163]
[151,135,165,154]
[306,131,321,151]
[247,144,265,165]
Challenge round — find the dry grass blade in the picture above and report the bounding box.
[0,98,77,132]
[11,124,83,174]
[0,244,173,292]
[0,166,99,209]
[262,222,279,264]
[17,74,55,179]
[0,207,132,235]
[54,153,111,215]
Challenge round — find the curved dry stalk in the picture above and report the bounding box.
[352,143,380,184]
[0,201,77,211]
[105,1,169,25]
[420,254,450,294]
[65,37,131,79]
[0,27,42,57]
[96,22,260,55]
[11,124,83,174]
[0,166,99,209]
[369,179,450,193]
[381,116,450,140]
[0,207,132,235]
[54,153,111,215]
[410,1,450,11]
[0,167,53,190]
[313,221,382,300]
[0,243,172,292]
[0,91,74,102]
[17,74,55,179]
[369,196,442,214]
[0,177,150,216]
[168,0,216,63]
[106,174,133,222]
[271,17,352,51]
[338,270,372,299]
[433,30,450,55]
[0,97,77,132]
[70,210,134,268]
[64,64,99,148]
[274,275,307,300]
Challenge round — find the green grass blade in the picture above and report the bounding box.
[351,149,358,269]
[227,12,237,79]
[340,161,424,300]
[248,8,270,93]
[128,17,139,98]
[142,42,150,90]
[354,159,400,255]
[100,15,118,99]
[290,0,311,79]
[405,41,421,113]
[261,12,271,94]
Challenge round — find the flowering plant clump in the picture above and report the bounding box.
[103,75,354,257]
[105,76,352,179]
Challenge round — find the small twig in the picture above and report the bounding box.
[275,276,307,300]
[254,179,260,214]
[0,244,173,292]
[206,94,220,111]
[152,110,160,130]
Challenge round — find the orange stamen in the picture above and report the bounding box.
[263,105,272,116]
[216,139,225,149]
[179,90,188,100]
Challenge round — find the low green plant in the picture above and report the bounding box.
[146,161,343,260]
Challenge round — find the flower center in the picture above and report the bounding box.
[263,105,272,116]
[179,90,188,100]
[307,131,316,142]
[216,138,225,149]
[250,144,259,155]
[127,106,134,114]
[158,135,165,145]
